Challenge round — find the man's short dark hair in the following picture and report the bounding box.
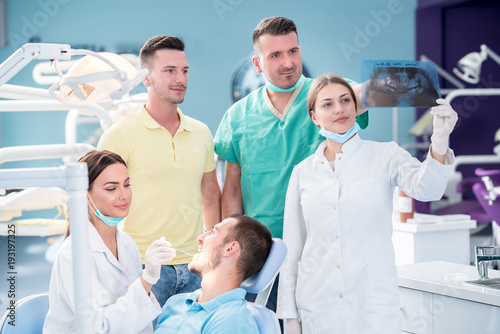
[252,16,298,53]
[139,35,185,69]
[225,214,273,281]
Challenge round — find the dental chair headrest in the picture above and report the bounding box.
[240,238,287,294]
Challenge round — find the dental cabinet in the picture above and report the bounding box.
[398,261,500,334]
[392,214,477,265]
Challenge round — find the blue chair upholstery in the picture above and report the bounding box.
[241,238,287,334]
[0,293,49,334]
[246,303,281,334]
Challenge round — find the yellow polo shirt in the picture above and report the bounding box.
[98,105,215,264]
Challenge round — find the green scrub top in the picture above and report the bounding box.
[214,77,368,238]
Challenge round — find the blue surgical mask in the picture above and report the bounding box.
[265,74,305,93]
[88,195,124,227]
[318,122,360,144]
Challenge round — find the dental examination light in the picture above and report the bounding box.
[453,44,500,84]
[0,43,148,104]
[49,52,148,104]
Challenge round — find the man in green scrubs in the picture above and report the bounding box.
[215,16,369,239]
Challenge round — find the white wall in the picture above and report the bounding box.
[0,0,417,167]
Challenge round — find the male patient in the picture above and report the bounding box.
[154,214,273,333]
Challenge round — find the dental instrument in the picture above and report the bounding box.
[158,237,193,256]
[171,248,194,257]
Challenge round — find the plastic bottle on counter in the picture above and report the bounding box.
[399,189,415,223]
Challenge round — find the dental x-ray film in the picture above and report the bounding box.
[361,60,441,108]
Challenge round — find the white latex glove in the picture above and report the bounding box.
[142,237,176,285]
[284,318,302,334]
[430,98,458,155]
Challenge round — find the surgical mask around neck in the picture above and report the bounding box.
[88,195,124,227]
[264,74,305,93]
[317,119,360,144]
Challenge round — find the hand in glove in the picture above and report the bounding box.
[285,318,302,334]
[142,237,176,285]
[430,98,458,155]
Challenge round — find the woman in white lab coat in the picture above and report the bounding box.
[43,150,176,334]
[277,75,458,334]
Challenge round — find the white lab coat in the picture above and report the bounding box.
[43,222,161,334]
[277,136,454,334]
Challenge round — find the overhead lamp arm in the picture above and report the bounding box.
[0,43,129,86]
[0,43,72,86]
[481,44,500,67]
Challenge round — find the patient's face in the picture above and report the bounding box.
[188,218,237,277]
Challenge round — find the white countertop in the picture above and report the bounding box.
[393,213,477,233]
[398,261,500,307]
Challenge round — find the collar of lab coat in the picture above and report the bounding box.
[185,288,247,313]
[314,133,362,161]
[88,221,130,269]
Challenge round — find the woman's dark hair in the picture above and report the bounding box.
[65,150,127,237]
[78,150,127,191]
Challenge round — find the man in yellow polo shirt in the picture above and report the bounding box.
[98,35,221,307]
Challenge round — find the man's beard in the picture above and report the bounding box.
[188,243,224,277]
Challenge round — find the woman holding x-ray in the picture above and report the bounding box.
[277,74,458,333]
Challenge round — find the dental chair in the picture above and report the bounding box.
[0,293,49,333]
[241,238,287,334]
[472,168,500,246]
[434,176,493,223]
[0,244,288,334]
